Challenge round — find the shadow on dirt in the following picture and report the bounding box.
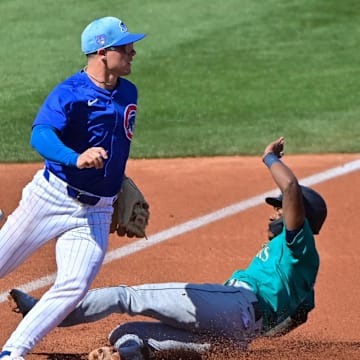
[32,353,87,360]
[31,341,360,360]
[209,340,360,360]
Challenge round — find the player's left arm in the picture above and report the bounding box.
[263,137,305,233]
[263,291,314,337]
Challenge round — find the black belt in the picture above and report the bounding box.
[252,301,262,322]
[66,186,100,206]
[43,169,100,206]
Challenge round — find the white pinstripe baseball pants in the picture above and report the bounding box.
[0,169,116,357]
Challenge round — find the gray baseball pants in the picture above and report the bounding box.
[59,282,263,359]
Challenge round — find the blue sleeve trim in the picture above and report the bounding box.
[30,125,79,167]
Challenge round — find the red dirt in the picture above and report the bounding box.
[0,154,359,359]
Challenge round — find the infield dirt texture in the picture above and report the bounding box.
[0,155,359,359]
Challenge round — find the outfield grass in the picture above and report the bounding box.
[1,0,360,161]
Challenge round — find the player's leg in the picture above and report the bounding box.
[129,282,260,340]
[2,209,111,357]
[108,321,211,360]
[0,170,79,276]
[8,282,261,344]
[56,282,260,341]
[44,283,206,326]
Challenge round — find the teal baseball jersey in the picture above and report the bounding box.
[226,219,319,330]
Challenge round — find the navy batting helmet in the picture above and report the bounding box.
[265,185,327,235]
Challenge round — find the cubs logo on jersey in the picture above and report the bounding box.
[123,104,137,140]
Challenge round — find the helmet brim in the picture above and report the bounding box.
[265,195,282,208]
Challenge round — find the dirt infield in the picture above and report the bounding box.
[0,154,360,359]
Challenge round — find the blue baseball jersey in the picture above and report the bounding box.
[33,70,139,196]
[227,219,319,330]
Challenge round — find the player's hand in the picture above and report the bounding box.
[77,147,108,169]
[88,346,120,360]
[263,137,285,160]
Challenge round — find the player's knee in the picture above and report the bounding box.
[111,333,145,360]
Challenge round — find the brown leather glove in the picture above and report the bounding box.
[110,176,150,239]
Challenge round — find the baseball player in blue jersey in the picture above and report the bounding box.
[0,16,146,360]
[8,137,327,360]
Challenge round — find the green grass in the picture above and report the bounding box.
[1,0,360,161]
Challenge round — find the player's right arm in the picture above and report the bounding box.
[262,314,307,337]
[31,124,107,169]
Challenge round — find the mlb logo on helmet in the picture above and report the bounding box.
[95,35,106,47]
[81,16,146,54]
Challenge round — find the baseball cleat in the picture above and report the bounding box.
[7,289,38,317]
[0,351,25,360]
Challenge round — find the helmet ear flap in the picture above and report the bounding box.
[269,217,283,239]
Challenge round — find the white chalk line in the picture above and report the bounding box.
[1,158,360,303]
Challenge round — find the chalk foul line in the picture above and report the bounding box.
[0,158,359,303]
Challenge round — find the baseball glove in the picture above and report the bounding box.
[110,176,150,239]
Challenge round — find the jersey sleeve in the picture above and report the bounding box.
[33,85,73,131]
[286,219,315,257]
[30,125,79,167]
